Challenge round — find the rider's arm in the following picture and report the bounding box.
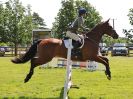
[78,17,89,31]
[78,16,87,31]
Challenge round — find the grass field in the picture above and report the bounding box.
[0,56,133,99]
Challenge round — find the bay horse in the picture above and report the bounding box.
[11,19,119,83]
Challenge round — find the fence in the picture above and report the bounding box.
[1,47,29,57]
[127,46,133,57]
[1,46,133,57]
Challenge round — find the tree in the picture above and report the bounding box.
[52,0,102,38]
[52,0,75,38]
[123,8,133,43]
[0,0,47,56]
[0,4,5,42]
[2,0,34,55]
[123,29,133,43]
[128,8,133,25]
[21,4,33,45]
[32,12,46,28]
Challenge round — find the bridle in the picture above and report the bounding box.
[84,27,117,47]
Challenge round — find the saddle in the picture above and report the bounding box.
[63,35,85,58]
[63,36,84,49]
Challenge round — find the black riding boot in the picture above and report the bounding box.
[71,41,82,58]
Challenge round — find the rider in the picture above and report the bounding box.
[66,7,89,57]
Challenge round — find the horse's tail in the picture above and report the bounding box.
[11,40,42,64]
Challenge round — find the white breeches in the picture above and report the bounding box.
[66,31,81,42]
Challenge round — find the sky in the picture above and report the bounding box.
[1,0,133,37]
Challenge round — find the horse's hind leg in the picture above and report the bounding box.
[93,56,111,80]
[24,57,53,83]
[24,58,36,83]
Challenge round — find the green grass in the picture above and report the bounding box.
[0,56,133,99]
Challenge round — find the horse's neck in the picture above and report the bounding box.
[87,29,103,44]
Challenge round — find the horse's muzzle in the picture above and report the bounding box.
[113,33,119,39]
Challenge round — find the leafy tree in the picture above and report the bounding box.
[32,12,46,28]
[52,0,102,38]
[123,29,133,43]
[123,8,133,43]
[0,0,46,56]
[128,8,133,25]
[21,4,33,45]
[2,0,34,55]
[0,4,4,42]
[52,0,75,38]
[102,35,128,47]
[101,36,114,46]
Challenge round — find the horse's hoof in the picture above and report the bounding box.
[105,71,107,75]
[24,78,29,83]
[107,75,111,80]
[105,71,111,80]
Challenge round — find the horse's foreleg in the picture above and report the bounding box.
[97,56,111,79]
[93,56,111,80]
[98,55,109,64]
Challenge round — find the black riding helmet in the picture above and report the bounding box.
[78,8,87,15]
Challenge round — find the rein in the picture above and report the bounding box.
[85,36,99,47]
[84,31,101,47]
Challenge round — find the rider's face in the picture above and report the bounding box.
[82,13,86,18]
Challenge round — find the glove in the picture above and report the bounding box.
[85,28,90,31]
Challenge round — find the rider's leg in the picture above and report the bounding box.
[66,31,82,57]
[66,31,81,48]
[66,31,81,43]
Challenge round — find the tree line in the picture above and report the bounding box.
[0,0,45,55]
[0,0,133,55]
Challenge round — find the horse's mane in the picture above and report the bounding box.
[86,22,104,36]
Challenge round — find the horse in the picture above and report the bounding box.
[11,19,119,83]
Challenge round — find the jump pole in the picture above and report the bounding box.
[63,39,73,99]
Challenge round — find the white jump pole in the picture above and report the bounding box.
[63,39,73,99]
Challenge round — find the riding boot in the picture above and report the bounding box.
[73,41,79,49]
[71,41,82,58]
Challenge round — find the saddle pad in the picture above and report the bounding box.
[64,38,84,49]
[64,39,73,49]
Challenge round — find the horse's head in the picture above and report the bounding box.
[101,19,119,39]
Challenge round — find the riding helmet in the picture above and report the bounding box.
[78,8,87,15]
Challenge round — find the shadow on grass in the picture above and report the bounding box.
[1,87,87,99]
[2,97,87,99]
[1,88,63,99]
[1,97,59,99]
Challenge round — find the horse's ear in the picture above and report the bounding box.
[106,18,110,23]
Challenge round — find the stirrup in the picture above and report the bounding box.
[79,38,84,48]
